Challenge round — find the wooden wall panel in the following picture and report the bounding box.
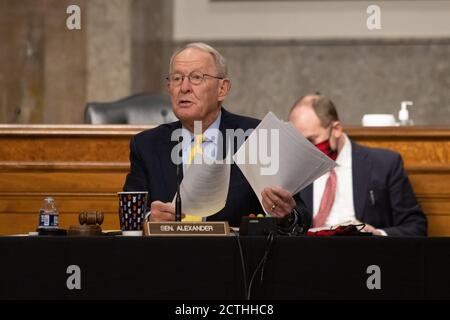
[1,125,449,236]
[0,171,127,193]
[426,216,450,237]
[0,125,141,234]
[409,174,450,195]
[0,213,120,235]
[346,126,450,167]
[0,189,122,234]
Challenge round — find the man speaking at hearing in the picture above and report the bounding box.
[123,42,308,230]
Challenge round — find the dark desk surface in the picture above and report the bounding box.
[0,236,448,300]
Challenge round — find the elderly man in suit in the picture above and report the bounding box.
[289,93,427,236]
[124,42,309,230]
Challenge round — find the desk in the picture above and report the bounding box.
[0,236,449,300]
[1,125,450,235]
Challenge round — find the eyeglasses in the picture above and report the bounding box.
[166,71,224,86]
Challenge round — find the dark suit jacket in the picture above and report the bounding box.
[123,108,309,227]
[299,141,427,236]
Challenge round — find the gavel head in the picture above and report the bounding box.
[79,211,104,226]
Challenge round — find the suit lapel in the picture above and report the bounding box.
[352,142,371,221]
[218,108,240,157]
[300,184,313,215]
[158,122,182,201]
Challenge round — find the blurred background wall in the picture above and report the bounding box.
[0,0,449,124]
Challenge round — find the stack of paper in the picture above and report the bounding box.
[173,154,231,217]
[234,112,336,213]
[173,112,336,217]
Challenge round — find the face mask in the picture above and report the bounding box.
[315,139,337,160]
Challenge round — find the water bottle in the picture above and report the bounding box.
[38,197,59,230]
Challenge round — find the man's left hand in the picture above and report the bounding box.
[353,219,383,236]
[261,186,296,218]
[360,223,383,236]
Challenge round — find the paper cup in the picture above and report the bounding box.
[118,191,148,236]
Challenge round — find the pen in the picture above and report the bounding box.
[369,190,375,205]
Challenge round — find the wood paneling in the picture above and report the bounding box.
[1,125,449,236]
[0,194,120,234]
[346,126,450,166]
[347,127,450,236]
[0,125,144,234]
[0,171,127,193]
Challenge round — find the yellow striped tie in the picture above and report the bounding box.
[183,134,204,222]
[187,134,204,167]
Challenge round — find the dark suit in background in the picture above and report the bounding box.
[124,108,309,227]
[300,142,427,236]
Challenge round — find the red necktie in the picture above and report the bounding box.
[313,169,337,228]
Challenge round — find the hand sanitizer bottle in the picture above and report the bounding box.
[399,101,414,126]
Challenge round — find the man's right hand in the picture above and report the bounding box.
[149,201,178,221]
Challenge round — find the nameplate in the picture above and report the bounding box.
[144,222,229,236]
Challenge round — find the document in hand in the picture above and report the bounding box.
[233,112,336,214]
[172,154,231,217]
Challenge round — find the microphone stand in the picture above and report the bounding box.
[161,109,168,123]
[175,136,183,222]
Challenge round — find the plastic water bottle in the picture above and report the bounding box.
[38,197,59,230]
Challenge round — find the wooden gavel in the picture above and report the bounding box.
[79,211,104,226]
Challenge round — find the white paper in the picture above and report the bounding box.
[173,153,231,217]
[234,112,336,214]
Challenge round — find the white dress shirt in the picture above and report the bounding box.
[313,134,355,226]
[312,135,387,235]
[178,112,221,222]
[180,111,221,175]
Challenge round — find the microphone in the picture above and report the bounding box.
[161,109,168,123]
[13,107,21,122]
[175,136,183,222]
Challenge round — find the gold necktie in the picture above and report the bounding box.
[183,134,204,222]
[187,134,204,167]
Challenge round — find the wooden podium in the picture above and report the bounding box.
[0,124,449,236]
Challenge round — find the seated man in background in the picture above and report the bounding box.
[123,42,309,231]
[289,93,427,236]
